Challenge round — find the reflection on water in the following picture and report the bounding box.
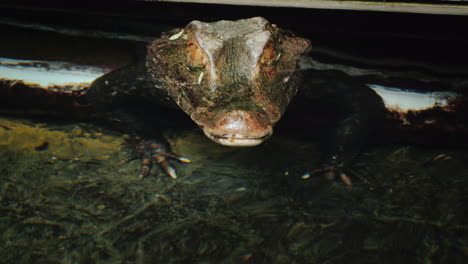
[0,8,467,264]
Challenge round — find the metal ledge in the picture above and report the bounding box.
[151,0,468,15]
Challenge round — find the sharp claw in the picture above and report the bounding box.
[138,158,152,180]
[158,158,178,179]
[177,156,192,163]
[166,166,178,179]
[166,152,191,163]
[339,172,352,185]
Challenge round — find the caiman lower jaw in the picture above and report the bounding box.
[203,129,273,147]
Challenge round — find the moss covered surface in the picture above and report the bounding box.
[0,116,466,264]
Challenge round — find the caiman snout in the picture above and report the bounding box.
[202,110,273,147]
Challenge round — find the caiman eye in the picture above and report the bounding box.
[260,44,281,66]
[187,40,207,72]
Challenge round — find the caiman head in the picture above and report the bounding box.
[147,17,310,146]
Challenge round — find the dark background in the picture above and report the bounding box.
[1,1,467,71]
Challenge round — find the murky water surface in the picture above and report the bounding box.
[0,9,467,264]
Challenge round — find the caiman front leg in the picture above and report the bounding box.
[300,69,386,184]
[85,61,191,179]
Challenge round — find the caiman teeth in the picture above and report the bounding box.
[203,130,271,147]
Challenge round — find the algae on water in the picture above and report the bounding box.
[0,116,467,263]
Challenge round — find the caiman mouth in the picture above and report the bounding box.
[203,129,272,147]
[195,109,274,147]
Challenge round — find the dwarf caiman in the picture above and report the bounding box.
[0,17,386,183]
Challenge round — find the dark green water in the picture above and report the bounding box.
[1,117,467,263]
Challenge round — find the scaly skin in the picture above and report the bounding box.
[85,17,384,182]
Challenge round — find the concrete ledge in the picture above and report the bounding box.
[150,0,468,15]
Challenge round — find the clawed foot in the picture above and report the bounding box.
[119,138,191,179]
[302,156,353,185]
